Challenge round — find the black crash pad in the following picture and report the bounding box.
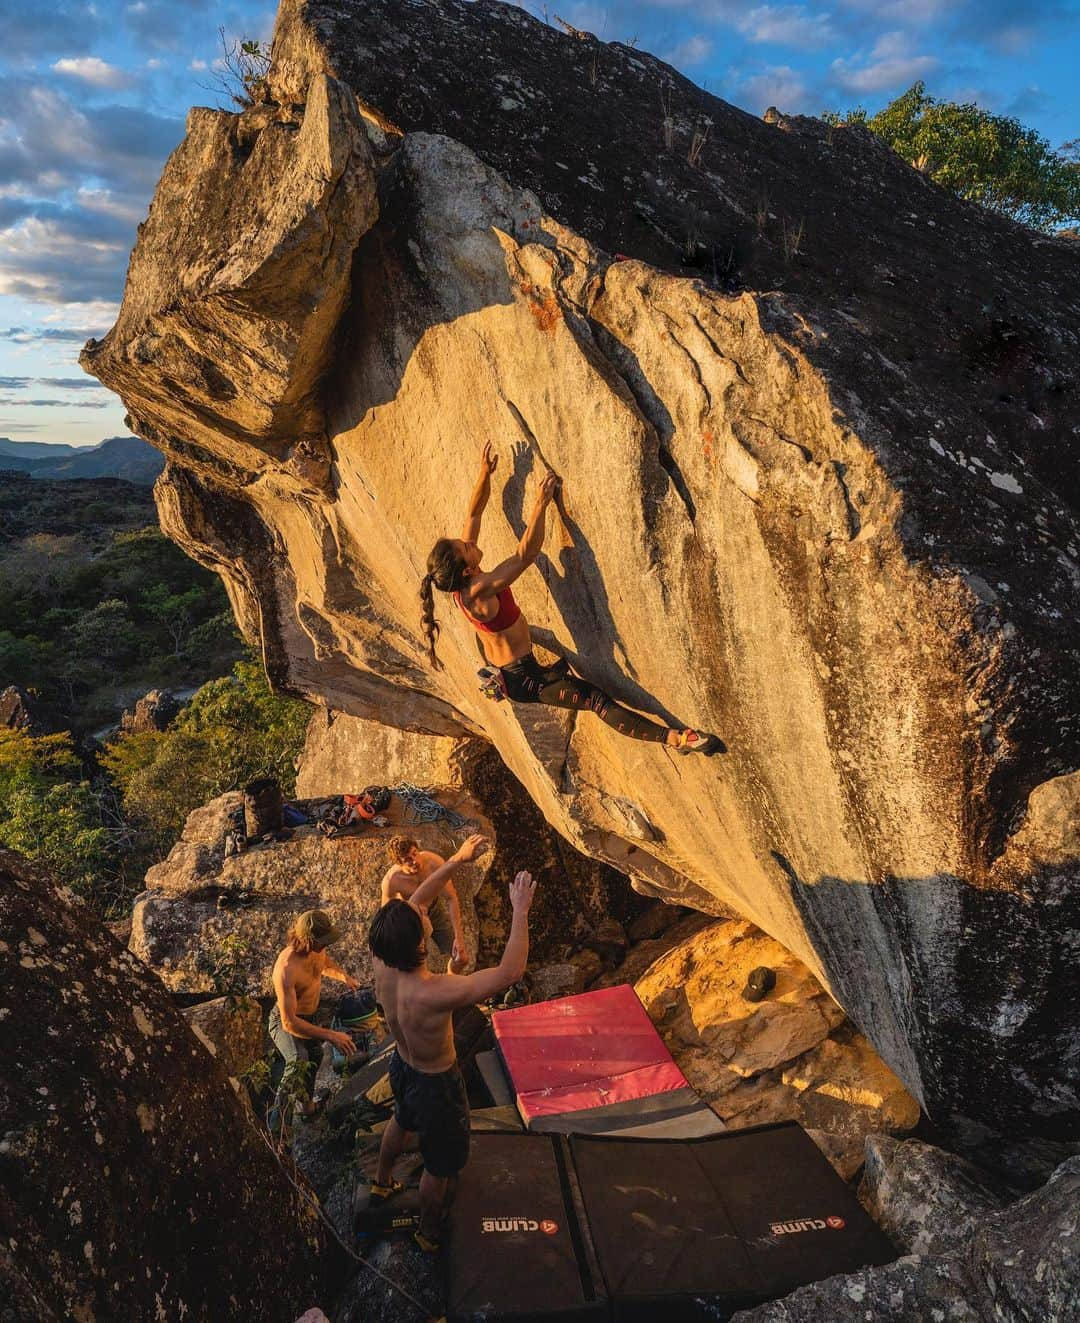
[446,1123,896,1322]
[447,1133,606,1322]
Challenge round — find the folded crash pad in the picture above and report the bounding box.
[447,1132,606,1322]
[491,984,722,1136]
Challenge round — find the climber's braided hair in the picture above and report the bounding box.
[420,537,469,670]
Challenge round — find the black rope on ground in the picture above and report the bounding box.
[253,1106,440,1322]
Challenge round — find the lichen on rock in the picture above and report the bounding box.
[0,848,325,1322]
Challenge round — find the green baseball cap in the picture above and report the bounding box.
[296,909,344,946]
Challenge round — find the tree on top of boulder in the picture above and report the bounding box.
[826,82,1080,231]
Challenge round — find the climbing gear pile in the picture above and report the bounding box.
[391,783,476,830]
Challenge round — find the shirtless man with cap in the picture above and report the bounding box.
[269,908,361,1121]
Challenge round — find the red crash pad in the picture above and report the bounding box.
[492,984,688,1125]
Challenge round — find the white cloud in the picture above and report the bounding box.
[0,213,130,305]
[51,57,131,90]
[41,301,119,330]
[839,0,950,23]
[739,5,835,47]
[189,58,207,71]
[663,35,714,67]
[739,64,813,113]
[831,31,938,94]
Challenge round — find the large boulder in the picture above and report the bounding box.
[131,788,490,993]
[0,685,34,731]
[120,687,182,734]
[0,848,325,1322]
[633,919,920,1177]
[81,0,1080,1136]
[131,748,641,994]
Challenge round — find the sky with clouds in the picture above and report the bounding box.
[0,0,1077,447]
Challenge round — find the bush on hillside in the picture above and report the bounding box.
[826,82,1080,231]
[0,486,240,731]
[102,657,311,847]
[0,729,109,896]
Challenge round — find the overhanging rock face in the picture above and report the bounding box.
[83,0,1080,1134]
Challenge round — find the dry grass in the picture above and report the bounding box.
[687,121,711,168]
[659,83,675,151]
[781,217,805,261]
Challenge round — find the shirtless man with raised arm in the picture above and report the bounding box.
[367,833,537,1251]
[269,909,361,1122]
[381,834,470,974]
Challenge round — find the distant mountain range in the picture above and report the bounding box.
[0,436,165,485]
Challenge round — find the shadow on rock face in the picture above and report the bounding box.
[775,855,1080,1141]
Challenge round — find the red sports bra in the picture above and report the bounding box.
[453,586,522,635]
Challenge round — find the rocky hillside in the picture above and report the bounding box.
[0,848,325,1321]
[81,0,1079,1137]
[0,435,164,484]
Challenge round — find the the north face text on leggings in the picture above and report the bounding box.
[500,653,669,743]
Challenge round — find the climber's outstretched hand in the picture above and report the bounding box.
[480,440,499,475]
[537,471,561,507]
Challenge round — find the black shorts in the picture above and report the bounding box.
[388,1051,471,1178]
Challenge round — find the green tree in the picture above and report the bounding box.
[102,656,310,843]
[67,598,140,666]
[141,583,207,657]
[0,728,109,896]
[826,82,1080,230]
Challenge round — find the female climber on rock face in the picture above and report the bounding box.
[419,442,720,754]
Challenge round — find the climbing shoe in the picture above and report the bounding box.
[368,1179,405,1204]
[676,729,723,756]
[413,1228,442,1254]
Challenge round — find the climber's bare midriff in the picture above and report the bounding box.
[460,590,533,667]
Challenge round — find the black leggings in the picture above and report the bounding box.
[500,653,671,744]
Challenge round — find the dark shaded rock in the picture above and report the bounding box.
[458,741,652,967]
[182,995,267,1079]
[120,687,182,734]
[970,1157,1079,1321]
[0,686,34,731]
[528,961,589,1002]
[0,848,326,1322]
[331,1233,442,1323]
[731,1255,980,1322]
[626,901,693,943]
[859,1134,1013,1256]
[584,916,628,963]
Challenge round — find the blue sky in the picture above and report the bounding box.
[1,0,1077,446]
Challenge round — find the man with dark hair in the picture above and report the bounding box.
[368,834,537,1251]
[380,833,470,973]
[269,909,361,1125]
